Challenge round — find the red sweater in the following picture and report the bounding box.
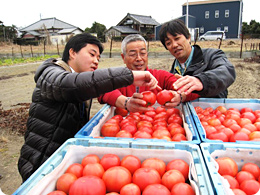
[98,68,200,106]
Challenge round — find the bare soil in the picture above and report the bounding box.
[0,42,260,194]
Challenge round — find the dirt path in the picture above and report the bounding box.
[0,57,259,194]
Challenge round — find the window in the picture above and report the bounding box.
[225,10,229,18]
[215,10,219,18]
[200,27,204,34]
[205,11,209,19]
[224,26,229,32]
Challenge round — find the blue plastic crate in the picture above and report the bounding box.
[75,103,201,144]
[186,98,260,143]
[200,142,260,195]
[14,138,213,195]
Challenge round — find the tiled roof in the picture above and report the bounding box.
[20,18,78,31]
[111,26,140,33]
[117,13,160,26]
[129,14,160,25]
[58,28,79,34]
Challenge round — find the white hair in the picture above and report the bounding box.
[121,34,148,55]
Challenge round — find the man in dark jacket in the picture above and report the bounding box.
[159,19,236,98]
[18,33,159,182]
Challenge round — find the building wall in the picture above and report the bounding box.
[183,1,242,38]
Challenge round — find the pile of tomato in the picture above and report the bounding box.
[194,106,260,142]
[101,105,188,142]
[216,156,260,195]
[47,153,195,195]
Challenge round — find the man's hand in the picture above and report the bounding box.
[132,71,162,91]
[173,74,203,95]
[126,93,153,113]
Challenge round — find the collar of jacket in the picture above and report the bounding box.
[53,59,72,73]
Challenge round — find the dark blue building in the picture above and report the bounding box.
[183,0,243,38]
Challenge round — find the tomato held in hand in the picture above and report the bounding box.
[156,90,174,106]
[141,91,156,107]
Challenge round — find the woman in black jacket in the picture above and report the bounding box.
[18,33,159,182]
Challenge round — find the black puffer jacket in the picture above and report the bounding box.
[18,58,134,181]
[170,45,236,98]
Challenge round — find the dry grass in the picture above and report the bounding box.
[1,39,260,56]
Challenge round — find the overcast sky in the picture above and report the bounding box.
[1,0,258,30]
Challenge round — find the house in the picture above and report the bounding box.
[105,13,160,41]
[182,0,243,39]
[155,0,243,40]
[19,17,83,45]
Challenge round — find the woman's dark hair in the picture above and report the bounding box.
[62,33,104,63]
[159,19,190,49]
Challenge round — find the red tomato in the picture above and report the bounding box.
[120,118,136,127]
[230,132,249,142]
[222,175,239,189]
[152,129,171,140]
[56,173,77,194]
[166,108,180,116]
[133,167,161,191]
[229,123,241,133]
[222,118,238,128]
[154,112,168,121]
[232,189,247,195]
[81,154,100,167]
[208,132,228,142]
[82,163,104,178]
[47,191,67,195]
[238,118,252,127]
[254,122,260,131]
[100,154,121,171]
[145,110,156,118]
[236,171,255,184]
[137,126,153,134]
[156,90,174,106]
[116,130,133,138]
[171,183,195,195]
[121,124,137,135]
[240,179,260,195]
[161,169,185,191]
[249,131,260,140]
[166,159,189,181]
[215,157,238,177]
[112,114,123,122]
[171,133,187,141]
[142,184,171,195]
[204,125,217,137]
[216,106,227,114]
[155,106,167,113]
[141,91,156,107]
[120,183,141,195]
[65,163,83,178]
[194,106,204,113]
[142,158,166,177]
[115,107,128,117]
[134,131,152,139]
[69,175,106,195]
[139,115,154,123]
[168,115,183,126]
[241,112,256,123]
[169,126,186,136]
[102,166,132,193]
[101,123,120,137]
[240,107,254,114]
[137,120,153,129]
[106,193,120,195]
[121,155,141,175]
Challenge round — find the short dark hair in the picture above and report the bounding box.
[159,19,190,49]
[62,33,104,63]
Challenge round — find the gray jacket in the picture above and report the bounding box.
[18,58,134,182]
[170,45,236,98]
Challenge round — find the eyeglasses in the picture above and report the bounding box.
[127,52,147,59]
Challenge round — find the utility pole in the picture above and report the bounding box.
[186,0,189,29]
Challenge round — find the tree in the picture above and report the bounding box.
[242,20,260,38]
[85,22,106,42]
[0,22,18,42]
